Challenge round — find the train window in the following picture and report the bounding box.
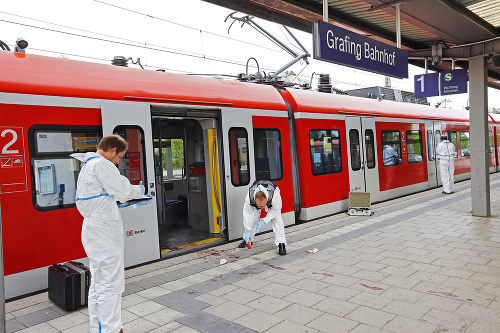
[349,129,361,171]
[154,138,185,180]
[498,129,500,155]
[35,130,101,154]
[406,130,423,164]
[229,128,250,186]
[426,130,434,161]
[309,129,342,175]
[460,131,470,157]
[489,130,494,153]
[114,126,147,185]
[253,129,283,181]
[381,130,402,166]
[365,129,375,169]
[29,126,102,211]
[446,131,458,158]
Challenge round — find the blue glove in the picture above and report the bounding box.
[244,229,252,243]
[139,182,145,196]
[255,219,266,233]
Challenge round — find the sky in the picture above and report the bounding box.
[1,0,499,110]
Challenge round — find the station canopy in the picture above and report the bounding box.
[203,0,500,89]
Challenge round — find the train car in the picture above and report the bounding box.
[0,51,296,298]
[0,50,497,299]
[281,89,496,221]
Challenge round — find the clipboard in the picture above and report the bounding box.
[117,195,152,205]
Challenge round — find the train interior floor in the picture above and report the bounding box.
[7,173,500,333]
[159,213,223,256]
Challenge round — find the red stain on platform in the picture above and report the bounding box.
[263,263,286,270]
[428,291,458,297]
[251,257,261,260]
[312,272,333,277]
[360,283,384,290]
[197,249,239,260]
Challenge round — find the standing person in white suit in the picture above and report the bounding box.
[436,134,456,194]
[73,134,150,333]
[238,180,287,255]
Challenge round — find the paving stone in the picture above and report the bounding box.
[199,319,247,333]
[307,313,358,333]
[232,309,283,332]
[176,312,221,330]
[16,308,62,328]
[169,299,210,314]
[6,319,25,333]
[153,289,200,307]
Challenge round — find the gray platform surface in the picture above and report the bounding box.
[6,174,500,333]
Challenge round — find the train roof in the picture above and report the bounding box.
[284,87,480,123]
[0,52,287,111]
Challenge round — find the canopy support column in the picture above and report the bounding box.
[469,56,490,216]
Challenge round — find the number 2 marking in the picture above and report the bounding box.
[1,129,20,154]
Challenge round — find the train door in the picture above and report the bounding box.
[221,109,255,241]
[101,102,160,267]
[345,117,380,202]
[425,121,442,188]
[151,113,224,256]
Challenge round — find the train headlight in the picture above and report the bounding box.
[15,38,28,53]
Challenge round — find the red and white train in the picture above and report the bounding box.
[0,51,497,299]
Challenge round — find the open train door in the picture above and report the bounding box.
[221,109,254,241]
[425,120,442,188]
[101,102,160,266]
[345,117,380,203]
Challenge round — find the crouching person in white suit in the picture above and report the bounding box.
[238,180,287,255]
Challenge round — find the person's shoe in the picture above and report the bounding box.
[238,240,246,248]
[278,243,286,255]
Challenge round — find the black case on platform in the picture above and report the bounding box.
[48,261,90,311]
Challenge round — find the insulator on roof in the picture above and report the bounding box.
[111,56,129,67]
[317,73,332,93]
[236,73,248,82]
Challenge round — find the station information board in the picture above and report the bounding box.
[313,20,408,79]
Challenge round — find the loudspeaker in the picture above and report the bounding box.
[492,55,500,68]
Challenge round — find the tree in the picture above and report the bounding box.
[171,139,184,170]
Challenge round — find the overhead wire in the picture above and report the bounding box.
[0,6,410,92]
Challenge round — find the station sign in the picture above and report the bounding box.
[414,69,468,98]
[313,20,408,79]
[440,69,467,96]
[414,73,439,98]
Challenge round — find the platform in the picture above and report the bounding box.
[6,174,500,333]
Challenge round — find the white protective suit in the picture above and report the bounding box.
[74,152,142,333]
[242,185,287,246]
[436,139,456,193]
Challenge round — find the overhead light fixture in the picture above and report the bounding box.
[15,38,28,53]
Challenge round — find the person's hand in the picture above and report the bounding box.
[255,219,266,233]
[244,229,252,243]
[139,181,145,196]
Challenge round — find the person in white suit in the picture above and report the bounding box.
[74,134,149,333]
[239,181,287,255]
[436,134,456,194]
